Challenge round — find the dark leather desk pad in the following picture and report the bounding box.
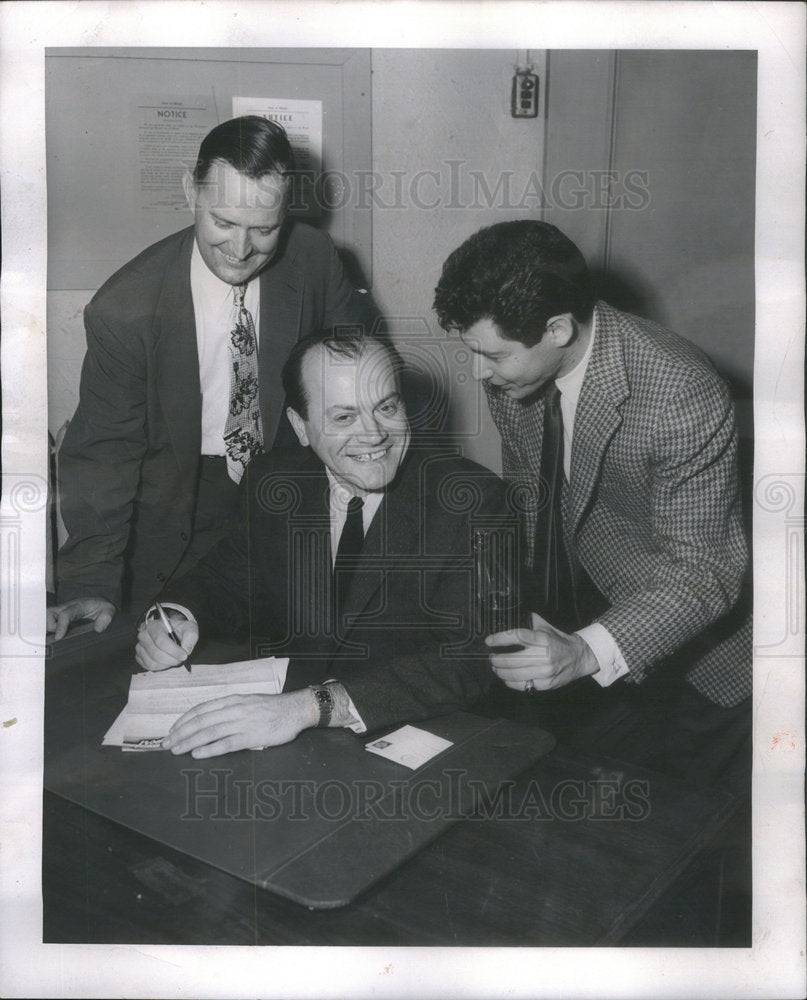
[44,626,555,909]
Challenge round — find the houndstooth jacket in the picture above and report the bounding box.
[485,301,751,707]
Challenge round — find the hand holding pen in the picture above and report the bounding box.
[155,602,191,672]
[135,602,200,673]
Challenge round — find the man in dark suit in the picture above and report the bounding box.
[433,220,751,786]
[134,330,513,756]
[48,116,376,639]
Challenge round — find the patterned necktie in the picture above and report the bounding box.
[223,284,263,482]
[533,383,578,631]
[333,496,365,614]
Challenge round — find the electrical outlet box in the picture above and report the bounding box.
[511,71,539,118]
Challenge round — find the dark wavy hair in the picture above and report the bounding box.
[282,328,404,420]
[433,220,595,346]
[193,116,295,184]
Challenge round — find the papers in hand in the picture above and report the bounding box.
[103,658,288,751]
[365,725,453,770]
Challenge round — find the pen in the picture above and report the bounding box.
[155,601,191,672]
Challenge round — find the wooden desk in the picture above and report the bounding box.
[42,619,749,946]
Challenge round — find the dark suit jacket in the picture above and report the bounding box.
[160,443,517,732]
[57,221,377,610]
[486,301,751,708]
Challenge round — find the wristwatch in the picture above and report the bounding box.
[310,684,335,728]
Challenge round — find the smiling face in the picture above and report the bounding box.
[461,316,575,400]
[183,161,289,285]
[287,342,411,495]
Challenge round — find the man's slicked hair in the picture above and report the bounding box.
[193,116,295,184]
[433,220,596,346]
[282,328,404,420]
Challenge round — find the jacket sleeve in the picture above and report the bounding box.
[317,231,380,334]
[56,303,149,608]
[329,473,512,732]
[596,373,748,681]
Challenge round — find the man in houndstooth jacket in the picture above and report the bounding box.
[434,220,751,787]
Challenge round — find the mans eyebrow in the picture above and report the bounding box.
[209,212,280,232]
[375,392,401,405]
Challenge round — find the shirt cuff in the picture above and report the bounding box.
[324,678,367,733]
[576,623,630,687]
[145,602,197,625]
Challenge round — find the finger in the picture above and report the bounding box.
[529,611,569,637]
[485,628,529,647]
[490,661,543,683]
[177,625,198,657]
[489,643,550,667]
[189,734,247,759]
[142,627,188,666]
[504,678,545,691]
[54,608,73,641]
[134,645,166,671]
[93,609,113,633]
[166,719,244,755]
[168,696,244,733]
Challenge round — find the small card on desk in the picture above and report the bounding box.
[365,725,454,769]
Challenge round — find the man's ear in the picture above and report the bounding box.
[181,170,197,212]
[544,313,576,348]
[287,407,309,447]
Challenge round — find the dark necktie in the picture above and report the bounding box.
[333,495,365,613]
[533,383,579,631]
[223,284,263,482]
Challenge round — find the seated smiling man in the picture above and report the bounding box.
[135,329,515,758]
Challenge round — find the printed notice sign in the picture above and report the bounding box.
[231,96,323,173]
[132,94,217,211]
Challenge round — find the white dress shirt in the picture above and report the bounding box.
[554,314,630,687]
[190,241,261,455]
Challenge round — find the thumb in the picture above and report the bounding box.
[53,609,71,642]
[180,624,199,656]
[529,611,568,637]
[93,609,114,633]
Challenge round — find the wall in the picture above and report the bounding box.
[48,49,756,469]
[543,50,756,435]
[47,48,548,477]
[370,48,546,471]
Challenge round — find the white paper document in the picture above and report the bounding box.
[365,725,454,770]
[103,658,288,751]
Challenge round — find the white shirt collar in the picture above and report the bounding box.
[556,307,597,404]
[190,239,238,309]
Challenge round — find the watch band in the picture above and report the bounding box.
[310,684,335,728]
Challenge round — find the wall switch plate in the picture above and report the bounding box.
[511,71,539,118]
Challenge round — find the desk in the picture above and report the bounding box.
[42,619,749,946]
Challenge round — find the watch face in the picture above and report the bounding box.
[313,685,334,726]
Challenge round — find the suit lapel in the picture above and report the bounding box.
[153,228,201,489]
[258,228,304,447]
[569,302,630,535]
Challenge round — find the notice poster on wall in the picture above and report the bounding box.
[232,96,324,216]
[231,96,323,172]
[132,94,217,211]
